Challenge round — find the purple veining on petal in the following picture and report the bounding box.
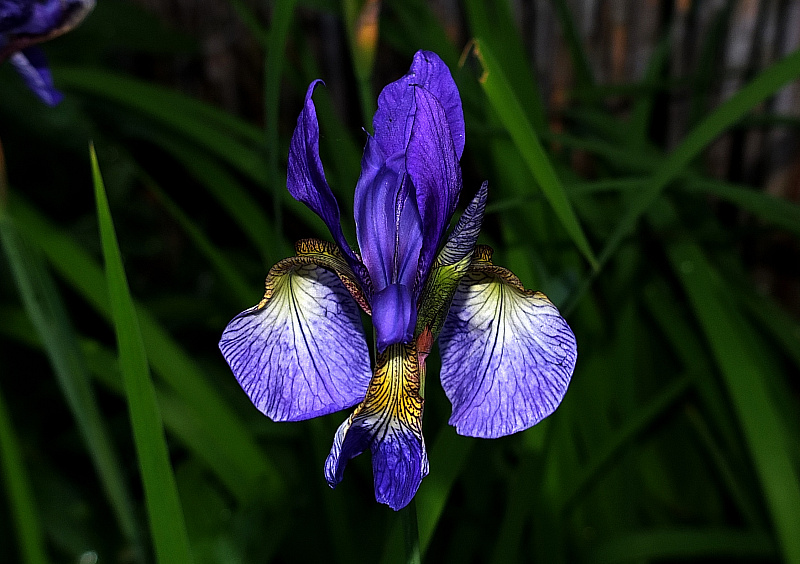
[439,275,577,438]
[324,342,427,510]
[325,405,428,512]
[220,264,372,422]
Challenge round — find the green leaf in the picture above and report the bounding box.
[54,68,269,185]
[0,383,48,564]
[0,213,142,552]
[597,47,800,268]
[8,194,285,503]
[550,0,594,89]
[264,0,298,237]
[0,306,272,500]
[139,171,255,307]
[652,199,800,564]
[92,144,194,563]
[589,529,775,563]
[557,374,692,513]
[417,429,473,555]
[150,134,288,263]
[684,177,800,237]
[471,39,598,270]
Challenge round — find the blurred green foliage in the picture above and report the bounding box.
[2,0,800,563]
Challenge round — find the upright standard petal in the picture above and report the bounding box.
[405,85,462,288]
[438,246,577,438]
[353,138,422,292]
[353,136,423,350]
[373,50,465,159]
[325,342,428,511]
[287,81,368,286]
[220,240,372,421]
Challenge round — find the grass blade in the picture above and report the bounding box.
[8,194,285,502]
[470,39,598,269]
[652,199,800,564]
[264,0,298,237]
[55,68,269,186]
[417,428,473,555]
[0,213,142,553]
[597,47,800,267]
[589,528,775,563]
[91,144,194,563]
[463,0,547,130]
[0,382,48,564]
[558,374,692,513]
[551,0,594,89]
[150,134,288,263]
[139,171,254,307]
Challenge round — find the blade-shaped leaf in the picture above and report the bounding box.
[652,199,800,564]
[0,383,48,564]
[471,39,598,269]
[92,144,194,563]
[8,194,284,502]
[0,212,141,551]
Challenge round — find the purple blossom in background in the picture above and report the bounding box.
[220,51,577,510]
[0,0,94,105]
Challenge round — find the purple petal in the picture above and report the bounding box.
[406,86,462,286]
[10,48,62,106]
[324,343,428,511]
[1,0,95,62]
[416,182,488,337]
[438,249,577,438]
[288,81,367,283]
[353,136,422,292]
[1,0,31,34]
[435,181,488,267]
[373,50,465,159]
[219,260,371,421]
[372,283,416,352]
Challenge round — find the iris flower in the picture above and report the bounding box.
[220,51,577,510]
[1,0,94,105]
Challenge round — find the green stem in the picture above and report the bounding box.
[401,499,421,564]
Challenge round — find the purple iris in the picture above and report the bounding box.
[1,0,94,105]
[220,51,577,510]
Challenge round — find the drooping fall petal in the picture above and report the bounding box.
[438,246,577,438]
[325,342,428,511]
[220,240,372,421]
